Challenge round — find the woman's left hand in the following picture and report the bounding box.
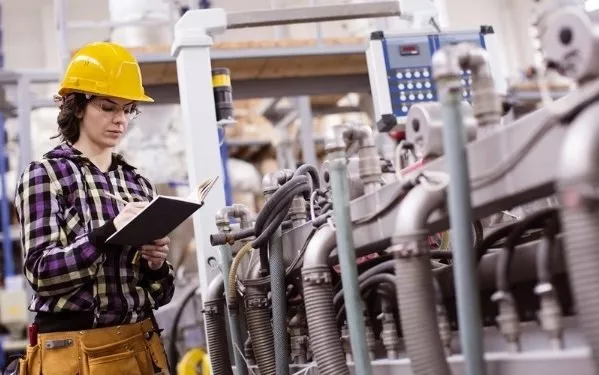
[141,236,170,270]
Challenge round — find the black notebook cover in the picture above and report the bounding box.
[106,196,203,246]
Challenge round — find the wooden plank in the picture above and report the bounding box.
[114,36,368,54]
[139,52,367,85]
[130,37,368,85]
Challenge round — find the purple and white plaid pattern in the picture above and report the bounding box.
[14,143,175,327]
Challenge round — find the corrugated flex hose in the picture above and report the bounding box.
[302,265,350,375]
[245,289,276,375]
[394,253,451,375]
[560,206,599,369]
[204,299,234,375]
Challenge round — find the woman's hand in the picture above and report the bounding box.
[113,202,148,231]
[141,236,170,270]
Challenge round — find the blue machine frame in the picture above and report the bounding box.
[366,26,505,132]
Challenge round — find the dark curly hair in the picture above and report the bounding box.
[52,93,91,144]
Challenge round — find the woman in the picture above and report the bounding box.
[12,41,175,375]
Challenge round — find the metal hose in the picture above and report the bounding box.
[557,101,599,368]
[245,286,276,375]
[302,265,350,375]
[301,226,349,375]
[204,274,234,375]
[391,185,450,375]
[395,253,449,375]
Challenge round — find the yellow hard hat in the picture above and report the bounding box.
[58,41,154,102]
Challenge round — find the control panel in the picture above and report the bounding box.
[366,27,505,132]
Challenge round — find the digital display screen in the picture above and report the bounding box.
[399,44,420,56]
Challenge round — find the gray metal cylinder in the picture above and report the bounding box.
[394,251,451,375]
[245,289,276,375]
[302,265,350,375]
[557,101,599,369]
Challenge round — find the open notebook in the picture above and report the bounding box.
[106,176,219,246]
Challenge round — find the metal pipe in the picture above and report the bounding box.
[269,226,290,375]
[432,46,486,375]
[218,244,248,375]
[326,124,373,375]
[391,184,451,375]
[556,100,599,368]
[343,124,382,194]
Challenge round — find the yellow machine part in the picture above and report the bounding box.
[177,348,211,375]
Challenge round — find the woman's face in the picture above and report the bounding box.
[79,96,139,149]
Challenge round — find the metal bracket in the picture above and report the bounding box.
[44,339,73,350]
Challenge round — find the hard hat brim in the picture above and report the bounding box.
[58,88,155,103]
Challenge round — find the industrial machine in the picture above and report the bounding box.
[170,1,599,374]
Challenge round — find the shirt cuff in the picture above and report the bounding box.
[88,219,117,247]
[141,260,170,280]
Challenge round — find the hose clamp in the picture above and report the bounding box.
[302,271,332,286]
[389,239,429,258]
[245,296,269,309]
[202,303,222,316]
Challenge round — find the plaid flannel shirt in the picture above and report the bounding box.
[14,143,175,327]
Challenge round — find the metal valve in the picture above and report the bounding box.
[535,282,565,350]
[491,290,521,352]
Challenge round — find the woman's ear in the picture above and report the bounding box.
[75,106,86,119]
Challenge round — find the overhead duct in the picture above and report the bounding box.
[108,0,182,185]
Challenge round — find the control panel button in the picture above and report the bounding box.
[415,82,422,89]
[400,94,406,101]
[414,71,421,78]
[405,71,412,78]
[422,69,430,78]
[398,83,405,90]
[417,93,424,100]
[426,92,433,99]
[396,72,403,79]
[401,105,408,113]
[424,81,431,88]
[409,94,415,100]
[407,83,414,89]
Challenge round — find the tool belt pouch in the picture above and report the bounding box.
[144,331,170,375]
[81,334,147,375]
[17,344,41,375]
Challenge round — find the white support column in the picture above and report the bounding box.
[171,9,228,298]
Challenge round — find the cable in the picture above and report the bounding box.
[228,243,254,307]
[536,213,561,284]
[294,164,320,190]
[167,284,200,371]
[252,175,312,273]
[496,208,558,293]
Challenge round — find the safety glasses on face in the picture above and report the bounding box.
[90,99,141,121]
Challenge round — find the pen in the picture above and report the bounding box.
[103,191,143,264]
[104,191,129,205]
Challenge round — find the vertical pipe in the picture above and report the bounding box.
[53,0,70,73]
[17,76,32,175]
[439,84,486,375]
[269,226,290,375]
[219,244,248,375]
[329,155,372,375]
[296,96,318,169]
[0,114,12,279]
[219,127,233,205]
